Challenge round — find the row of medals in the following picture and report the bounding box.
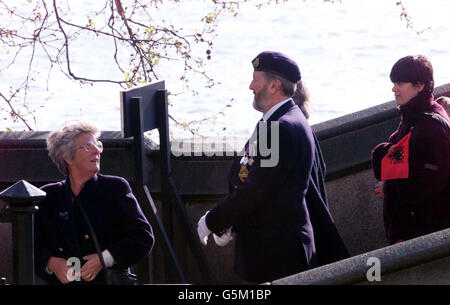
[238,143,255,182]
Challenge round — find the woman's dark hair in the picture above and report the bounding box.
[390,55,434,95]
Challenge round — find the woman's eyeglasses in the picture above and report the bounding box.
[78,140,103,153]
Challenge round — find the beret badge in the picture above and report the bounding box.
[252,58,260,68]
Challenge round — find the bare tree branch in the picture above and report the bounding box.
[0,0,427,131]
[396,1,430,35]
[0,91,33,130]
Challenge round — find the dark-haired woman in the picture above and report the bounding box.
[371,55,450,245]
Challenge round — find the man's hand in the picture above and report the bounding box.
[47,257,72,284]
[80,253,103,282]
[213,227,233,247]
[197,212,212,246]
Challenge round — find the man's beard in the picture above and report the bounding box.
[252,84,269,112]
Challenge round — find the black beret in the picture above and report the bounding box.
[252,51,301,83]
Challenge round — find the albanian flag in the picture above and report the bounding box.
[381,132,411,181]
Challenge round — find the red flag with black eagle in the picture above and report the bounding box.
[381,132,412,181]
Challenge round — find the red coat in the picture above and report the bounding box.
[372,92,450,244]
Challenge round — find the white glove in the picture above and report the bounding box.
[213,227,233,247]
[197,212,212,246]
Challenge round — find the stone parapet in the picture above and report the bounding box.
[270,228,450,285]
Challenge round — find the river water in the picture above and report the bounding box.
[1,0,449,138]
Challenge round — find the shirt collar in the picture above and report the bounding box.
[262,98,292,121]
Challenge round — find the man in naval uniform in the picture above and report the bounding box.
[197,51,317,283]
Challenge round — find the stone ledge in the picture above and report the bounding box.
[269,228,450,285]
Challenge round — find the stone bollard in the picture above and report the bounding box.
[0,180,46,285]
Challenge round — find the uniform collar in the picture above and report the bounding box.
[262,98,292,121]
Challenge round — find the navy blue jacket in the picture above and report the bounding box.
[206,100,316,283]
[34,173,154,284]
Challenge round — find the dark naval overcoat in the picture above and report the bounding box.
[205,99,316,283]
